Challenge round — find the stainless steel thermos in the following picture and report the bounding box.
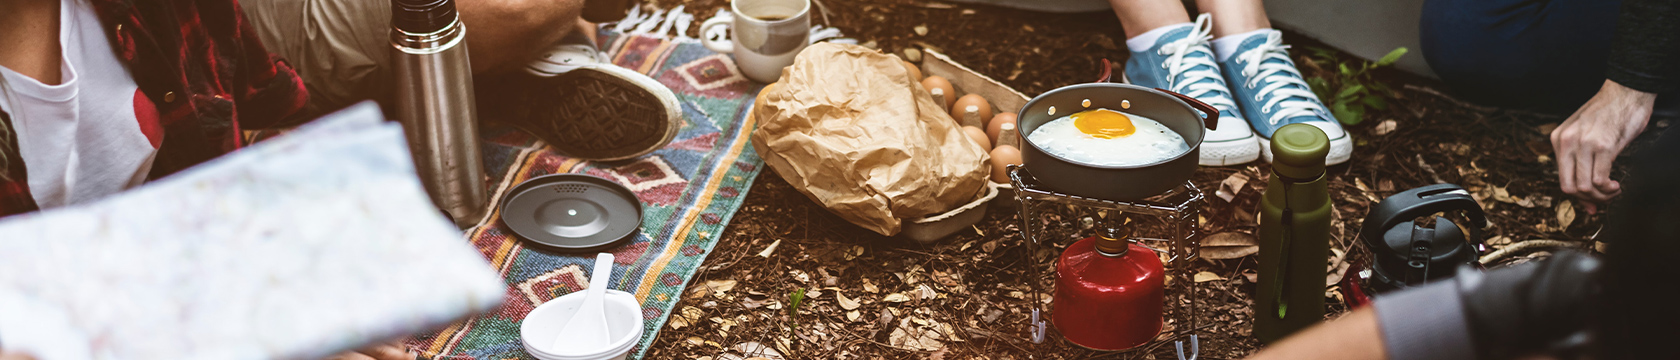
[390,0,488,227]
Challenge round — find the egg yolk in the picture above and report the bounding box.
[1072,109,1135,138]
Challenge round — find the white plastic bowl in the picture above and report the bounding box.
[520,289,644,360]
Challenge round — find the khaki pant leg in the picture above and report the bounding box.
[242,0,394,120]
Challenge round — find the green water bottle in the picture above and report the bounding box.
[1254,124,1333,343]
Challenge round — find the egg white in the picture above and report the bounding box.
[1026,110,1190,166]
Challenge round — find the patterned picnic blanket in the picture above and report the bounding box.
[407,27,766,360]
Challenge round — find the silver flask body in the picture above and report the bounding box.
[390,19,488,227]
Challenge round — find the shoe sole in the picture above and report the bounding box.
[1122,72,1261,166]
[514,65,681,161]
[1257,132,1353,166]
[1200,135,1261,166]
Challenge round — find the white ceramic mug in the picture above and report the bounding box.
[700,0,811,83]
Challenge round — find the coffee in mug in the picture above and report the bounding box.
[701,0,811,83]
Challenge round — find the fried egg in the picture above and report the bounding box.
[1026,108,1189,166]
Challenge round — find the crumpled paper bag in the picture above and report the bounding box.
[750,43,990,236]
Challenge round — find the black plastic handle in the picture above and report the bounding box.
[1360,183,1488,251]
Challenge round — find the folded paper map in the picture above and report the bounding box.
[0,103,506,360]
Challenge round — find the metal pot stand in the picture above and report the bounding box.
[1009,165,1204,360]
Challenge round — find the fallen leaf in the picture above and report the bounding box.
[1490,186,1516,204]
[1354,178,1381,203]
[889,318,947,351]
[712,317,738,332]
[913,24,928,36]
[862,278,880,293]
[837,292,861,310]
[789,269,810,284]
[1327,250,1351,287]
[1199,232,1260,259]
[689,279,739,299]
[757,239,781,258]
[775,337,792,359]
[733,342,784,360]
[1374,119,1398,136]
[916,284,939,299]
[1379,179,1395,192]
[932,269,961,287]
[929,347,950,360]
[884,293,912,302]
[1486,235,1512,247]
[1193,271,1222,283]
[1216,172,1250,202]
[669,306,703,329]
[1557,200,1576,230]
[847,310,862,322]
[1242,268,1259,283]
[1451,143,1472,156]
[741,293,774,309]
[902,48,922,62]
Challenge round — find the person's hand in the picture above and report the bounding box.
[1551,79,1658,214]
[322,342,417,360]
[0,351,36,360]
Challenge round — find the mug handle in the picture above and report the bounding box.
[701,13,735,53]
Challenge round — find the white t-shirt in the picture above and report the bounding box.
[0,0,161,209]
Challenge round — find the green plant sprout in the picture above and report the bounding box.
[788,287,806,329]
[1303,47,1408,126]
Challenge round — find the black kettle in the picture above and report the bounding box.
[1359,183,1488,293]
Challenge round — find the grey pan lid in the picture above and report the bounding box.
[501,174,644,251]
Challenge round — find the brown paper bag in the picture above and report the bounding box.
[750,43,990,236]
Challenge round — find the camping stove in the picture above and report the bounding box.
[1008,165,1203,359]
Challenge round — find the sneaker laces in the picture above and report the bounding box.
[1157,14,1238,117]
[1235,31,1327,125]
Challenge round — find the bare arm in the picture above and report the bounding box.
[1245,307,1388,360]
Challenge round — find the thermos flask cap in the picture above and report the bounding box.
[1270,124,1330,180]
[392,0,458,34]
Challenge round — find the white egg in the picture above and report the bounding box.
[1025,109,1189,166]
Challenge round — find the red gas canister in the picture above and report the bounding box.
[1053,233,1166,350]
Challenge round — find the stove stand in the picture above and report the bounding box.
[1008,165,1204,360]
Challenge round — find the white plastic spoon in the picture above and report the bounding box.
[552,252,614,354]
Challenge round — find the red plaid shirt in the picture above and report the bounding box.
[0,0,308,218]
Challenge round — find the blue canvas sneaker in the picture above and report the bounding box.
[1122,14,1261,166]
[1219,30,1352,166]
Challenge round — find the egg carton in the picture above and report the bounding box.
[899,181,1000,244]
[917,48,1031,208]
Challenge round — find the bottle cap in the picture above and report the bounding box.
[392,0,459,34]
[1270,123,1330,180]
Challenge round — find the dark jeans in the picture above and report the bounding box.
[1420,0,1624,114]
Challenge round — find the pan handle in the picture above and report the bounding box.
[1094,59,1218,131]
[1096,59,1115,83]
[1153,88,1220,131]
